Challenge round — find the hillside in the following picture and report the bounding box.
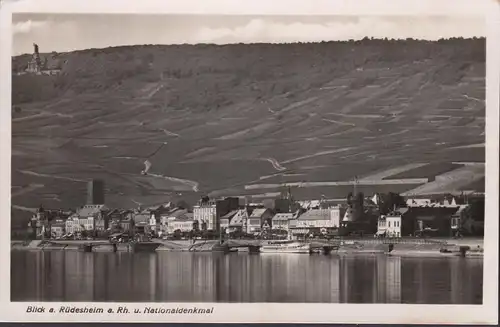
[11,38,486,226]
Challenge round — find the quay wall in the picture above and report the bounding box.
[11,238,484,257]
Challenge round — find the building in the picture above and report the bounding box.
[404,206,456,237]
[50,220,66,238]
[133,210,151,235]
[450,205,467,236]
[119,212,135,234]
[87,179,105,205]
[220,210,239,232]
[406,197,458,208]
[377,211,404,238]
[26,43,42,73]
[228,209,249,234]
[24,44,62,75]
[159,208,188,234]
[193,197,239,231]
[377,216,388,237]
[149,215,161,235]
[290,207,342,236]
[74,204,107,235]
[167,214,197,234]
[271,213,297,231]
[329,206,342,228]
[298,200,322,210]
[219,209,249,234]
[247,208,274,235]
[65,216,81,235]
[28,206,72,239]
[262,198,299,213]
[105,209,132,233]
[148,209,162,235]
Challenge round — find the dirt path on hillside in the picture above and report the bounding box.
[18,170,87,183]
[359,163,428,181]
[147,173,200,192]
[245,178,428,190]
[11,205,38,213]
[11,183,45,197]
[281,147,353,165]
[262,158,286,171]
[401,164,484,196]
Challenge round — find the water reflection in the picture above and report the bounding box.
[11,251,483,304]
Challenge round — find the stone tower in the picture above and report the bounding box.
[26,43,42,73]
[87,179,105,205]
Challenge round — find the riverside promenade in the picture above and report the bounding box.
[11,237,484,257]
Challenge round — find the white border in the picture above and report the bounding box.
[1,0,498,324]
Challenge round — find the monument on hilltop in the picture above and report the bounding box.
[24,43,62,75]
[26,43,44,73]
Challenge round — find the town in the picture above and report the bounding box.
[23,178,485,243]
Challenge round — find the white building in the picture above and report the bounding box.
[378,213,402,238]
[65,216,81,234]
[329,206,342,228]
[291,207,342,235]
[159,208,188,233]
[406,197,458,208]
[193,203,217,231]
[272,213,296,231]
[65,204,106,234]
[167,214,197,234]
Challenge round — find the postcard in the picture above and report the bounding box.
[0,0,498,324]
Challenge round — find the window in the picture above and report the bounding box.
[388,221,391,227]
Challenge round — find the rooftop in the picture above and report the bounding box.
[249,208,269,218]
[220,210,239,220]
[272,213,295,221]
[386,208,410,216]
[297,209,330,221]
[77,204,106,217]
[162,208,188,218]
[172,213,195,221]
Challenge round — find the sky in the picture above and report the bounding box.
[12,14,486,55]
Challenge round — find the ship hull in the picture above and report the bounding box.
[259,242,311,254]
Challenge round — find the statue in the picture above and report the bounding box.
[33,43,39,54]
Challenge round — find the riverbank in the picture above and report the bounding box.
[11,238,484,257]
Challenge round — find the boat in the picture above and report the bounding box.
[129,241,160,253]
[259,240,311,254]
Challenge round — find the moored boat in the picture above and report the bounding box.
[260,240,311,254]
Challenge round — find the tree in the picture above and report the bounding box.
[468,197,485,222]
[378,192,406,215]
[346,192,353,206]
[176,200,190,210]
[356,192,364,208]
[173,229,182,240]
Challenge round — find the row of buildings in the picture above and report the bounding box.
[27,179,484,240]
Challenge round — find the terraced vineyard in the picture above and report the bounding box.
[11,38,485,227]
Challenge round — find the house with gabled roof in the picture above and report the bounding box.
[247,208,274,235]
[272,211,300,232]
[220,210,239,232]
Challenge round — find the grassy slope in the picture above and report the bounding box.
[11,38,486,224]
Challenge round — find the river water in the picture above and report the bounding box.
[11,251,483,304]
